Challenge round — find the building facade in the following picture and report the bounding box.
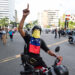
[38,10,59,28]
[0,0,15,21]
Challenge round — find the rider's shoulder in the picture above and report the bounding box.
[40,38,45,43]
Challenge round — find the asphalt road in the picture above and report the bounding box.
[0,32,75,75]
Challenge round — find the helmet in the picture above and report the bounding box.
[54,65,69,75]
[32,25,42,34]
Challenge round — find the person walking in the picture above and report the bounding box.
[2,28,7,45]
[54,28,57,38]
[58,29,61,38]
[9,29,14,41]
[0,29,3,40]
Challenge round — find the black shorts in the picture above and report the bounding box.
[21,53,47,68]
[29,56,47,68]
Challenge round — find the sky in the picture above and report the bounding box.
[15,0,75,22]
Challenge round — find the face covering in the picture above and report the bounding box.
[32,29,40,38]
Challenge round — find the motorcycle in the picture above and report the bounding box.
[68,30,75,44]
[20,46,69,75]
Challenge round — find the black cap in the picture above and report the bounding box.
[32,25,42,33]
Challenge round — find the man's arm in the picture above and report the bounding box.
[41,39,62,60]
[47,50,57,57]
[47,50,62,60]
[18,4,30,37]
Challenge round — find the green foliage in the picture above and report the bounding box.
[10,21,15,25]
[60,22,65,28]
[26,23,30,28]
[46,25,50,28]
[10,21,17,27]
[0,17,9,27]
[60,20,75,29]
[68,21,75,29]
[25,20,38,29]
[0,20,1,26]
[33,20,38,25]
[26,23,33,28]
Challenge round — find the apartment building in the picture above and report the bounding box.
[0,0,15,21]
[38,10,59,28]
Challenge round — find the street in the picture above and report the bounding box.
[0,32,75,75]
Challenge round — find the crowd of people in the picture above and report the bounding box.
[0,27,16,45]
[51,28,75,39]
[0,28,7,45]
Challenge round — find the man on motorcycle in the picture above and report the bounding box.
[19,4,62,68]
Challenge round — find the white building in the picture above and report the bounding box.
[0,0,15,21]
[38,10,59,28]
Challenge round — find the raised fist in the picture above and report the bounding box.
[23,4,30,17]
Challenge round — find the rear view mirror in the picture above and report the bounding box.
[55,46,60,52]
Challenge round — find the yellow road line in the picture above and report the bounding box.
[0,54,20,64]
[0,39,68,64]
[48,39,68,47]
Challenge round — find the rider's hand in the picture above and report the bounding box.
[23,4,30,17]
[56,56,63,61]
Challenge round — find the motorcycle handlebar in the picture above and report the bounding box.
[54,57,63,66]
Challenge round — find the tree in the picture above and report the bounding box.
[25,20,38,29]
[0,17,9,27]
[68,21,75,29]
[26,23,30,28]
[60,21,65,29]
[46,25,50,28]
[10,21,17,28]
[33,20,38,25]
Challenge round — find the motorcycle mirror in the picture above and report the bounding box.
[55,46,60,52]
